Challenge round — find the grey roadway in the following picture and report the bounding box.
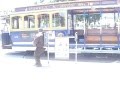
[0,49,120,90]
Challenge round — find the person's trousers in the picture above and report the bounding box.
[35,55,41,65]
[34,47,44,65]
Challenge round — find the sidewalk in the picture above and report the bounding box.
[0,57,120,90]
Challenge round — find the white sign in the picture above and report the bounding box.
[55,37,69,59]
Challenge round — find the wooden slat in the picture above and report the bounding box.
[102,29,117,35]
[102,36,118,44]
[86,29,100,35]
[86,35,118,44]
[86,36,100,43]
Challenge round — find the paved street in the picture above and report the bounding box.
[0,50,120,90]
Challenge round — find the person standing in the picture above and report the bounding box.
[33,29,45,67]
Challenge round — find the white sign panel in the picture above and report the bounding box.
[55,37,69,59]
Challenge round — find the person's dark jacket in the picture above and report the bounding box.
[33,32,45,54]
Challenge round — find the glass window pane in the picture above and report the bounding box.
[101,13,114,29]
[52,12,65,27]
[12,16,21,29]
[115,13,119,29]
[74,14,84,30]
[74,13,101,30]
[86,13,101,30]
[29,16,35,28]
[24,15,35,28]
[38,14,49,28]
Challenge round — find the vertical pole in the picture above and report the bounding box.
[71,10,75,35]
[66,10,69,35]
[35,14,38,29]
[118,9,120,35]
[83,10,86,50]
[118,8,120,50]
[47,32,50,65]
[100,9,102,50]
[49,13,52,30]
[75,32,78,62]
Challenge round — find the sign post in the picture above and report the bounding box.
[75,32,78,62]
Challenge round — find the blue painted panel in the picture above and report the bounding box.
[10,32,21,42]
[10,31,37,42]
[55,30,69,37]
[12,44,33,47]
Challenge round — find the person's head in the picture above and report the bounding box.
[38,29,44,35]
[36,29,43,36]
[38,29,43,32]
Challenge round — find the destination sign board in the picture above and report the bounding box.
[15,0,117,12]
